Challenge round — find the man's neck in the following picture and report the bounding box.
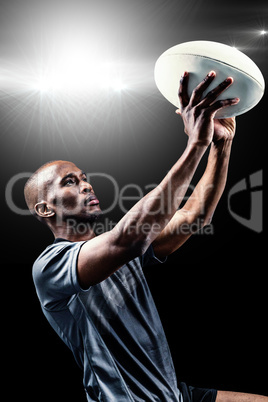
[50,220,97,242]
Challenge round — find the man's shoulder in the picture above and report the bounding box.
[34,239,83,265]
[32,239,86,310]
[32,239,85,287]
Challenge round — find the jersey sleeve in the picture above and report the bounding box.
[33,241,87,311]
[140,244,167,268]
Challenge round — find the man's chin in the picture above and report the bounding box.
[78,209,103,224]
[55,208,103,230]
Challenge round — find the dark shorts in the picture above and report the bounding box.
[179,382,217,402]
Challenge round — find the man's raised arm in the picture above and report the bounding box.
[152,123,235,258]
[77,71,239,288]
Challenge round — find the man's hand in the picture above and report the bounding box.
[213,117,236,144]
[176,71,239,146]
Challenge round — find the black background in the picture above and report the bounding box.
[2,0,267,400]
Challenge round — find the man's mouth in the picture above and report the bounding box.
[85,195,100,206]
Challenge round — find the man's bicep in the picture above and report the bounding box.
[77,231,134,288]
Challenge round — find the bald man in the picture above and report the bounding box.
[26,72,267,402]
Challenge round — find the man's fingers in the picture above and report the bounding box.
[207,97,240,115]
[199,77,234,107]
[178,71,190,108]
[189,71,216,106]
[178,72,239,120]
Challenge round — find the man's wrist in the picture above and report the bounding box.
[212,136,233,147]
[187,138,211,149]
[211,137,233,158]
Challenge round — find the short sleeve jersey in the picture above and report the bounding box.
[33,238,182,402]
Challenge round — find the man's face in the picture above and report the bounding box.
[46,161,102,223]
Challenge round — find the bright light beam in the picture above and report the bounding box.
[33,62,127,94]
[31,44,129,95]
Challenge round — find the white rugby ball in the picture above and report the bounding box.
[154,40,265,118]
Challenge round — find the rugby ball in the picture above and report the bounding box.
[154,40,265,118]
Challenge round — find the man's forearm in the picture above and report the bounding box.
[113,141,208,250]
[151,139,233,258]
[181,138,233,225]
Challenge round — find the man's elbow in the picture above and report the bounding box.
[203,212,214,227]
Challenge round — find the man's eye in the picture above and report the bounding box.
[65,179,75,186]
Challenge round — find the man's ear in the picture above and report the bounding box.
[34,201,55,218]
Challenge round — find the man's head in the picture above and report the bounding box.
[24,160,102,235]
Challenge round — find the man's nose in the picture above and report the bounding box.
[80,181,93,193]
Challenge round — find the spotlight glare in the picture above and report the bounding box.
[260,30,267,35]
[31,52,128,95]
[110,80,126,92]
